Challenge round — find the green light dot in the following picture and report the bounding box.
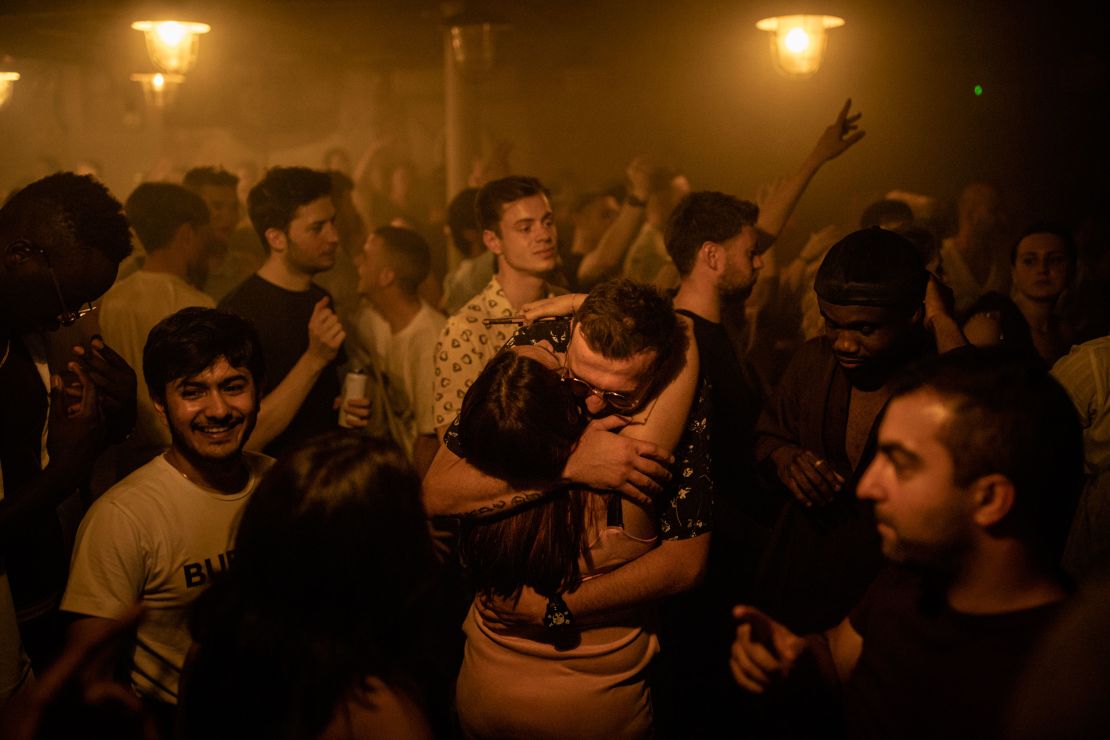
[973,84,983,96]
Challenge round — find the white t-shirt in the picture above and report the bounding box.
[99,270,216,473]
[61,451,272,704]
[360,301,446,439]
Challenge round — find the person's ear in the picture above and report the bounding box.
[701,241,721,271]
[482,229,502,256]
[970,473,1015,528]
[265,227,288,254]
[379,266,396,289]
[152,395,169,428]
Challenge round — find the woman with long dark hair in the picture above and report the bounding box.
[180,434,448,740]
[454,328,697,739]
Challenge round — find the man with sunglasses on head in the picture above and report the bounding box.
[425,278,712,652]
[0,173,137,699]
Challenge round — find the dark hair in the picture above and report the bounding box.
[124,182,210,254]
[1009,222,1078,267]
[664,191,760,276]
[446,187,480,253]
[860,199,914,229]
[575,279,684,384]
[899,226,940,271]
[183,166,239,192]
[959,291,1038,358]
[891,347,1084,562]
[247,167,332,247]
[0,172,132,265]
[475,175,549,235]
[457,351,592,600]
[184,434,443,740]
[143,307,265,404]
[374,225,431,295]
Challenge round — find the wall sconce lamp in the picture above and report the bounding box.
[755,14,844,78]
[130,20,210,75]
[0,72,20,109]
[130,71,185,108]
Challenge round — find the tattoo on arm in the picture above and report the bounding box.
[458,491,545,519]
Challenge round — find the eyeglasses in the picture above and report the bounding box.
[15,239,96,327]
[558,365,641,413]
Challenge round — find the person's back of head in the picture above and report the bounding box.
[458,350,584,484]
[815,227,928,314]
[247,166,332,248]
[892,346,1085,563]
[182,166,239,195]
[475,175,548,235]
[860,198,914,231]
[457,350,590,601]
[125,182,210,254]
[374,225,431,297]
[447,187,481,257]
[665,190,760,276]
[184,433,440,740]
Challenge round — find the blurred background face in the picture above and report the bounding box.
[197,185,240,244]
[1012,232,1071,302]
[572,194,620,250]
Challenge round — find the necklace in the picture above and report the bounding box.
[164,450,252,494]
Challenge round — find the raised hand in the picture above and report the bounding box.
[307,297,346,366]
[730,605,807,694]
[71,336,137,443]
[520,294,585,323]
[812,98,865,163]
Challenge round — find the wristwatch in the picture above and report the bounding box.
[543,593,575,632]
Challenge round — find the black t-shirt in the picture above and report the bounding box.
[219,275,343,459]
[845,566,1064,740]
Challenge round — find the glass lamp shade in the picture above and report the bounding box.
[755,15,845,78]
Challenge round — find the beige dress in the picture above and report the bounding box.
[456,496,659,739]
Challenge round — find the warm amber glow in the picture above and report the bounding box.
[784,27,811,53]
[449,22,498,74]
[130,72,185,108]
[756,15,844,79]
[131,20,211,75]
[0,72,19,109]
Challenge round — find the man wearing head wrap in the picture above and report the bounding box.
[751,227,964,641]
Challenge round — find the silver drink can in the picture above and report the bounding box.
[338,368,369,428]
